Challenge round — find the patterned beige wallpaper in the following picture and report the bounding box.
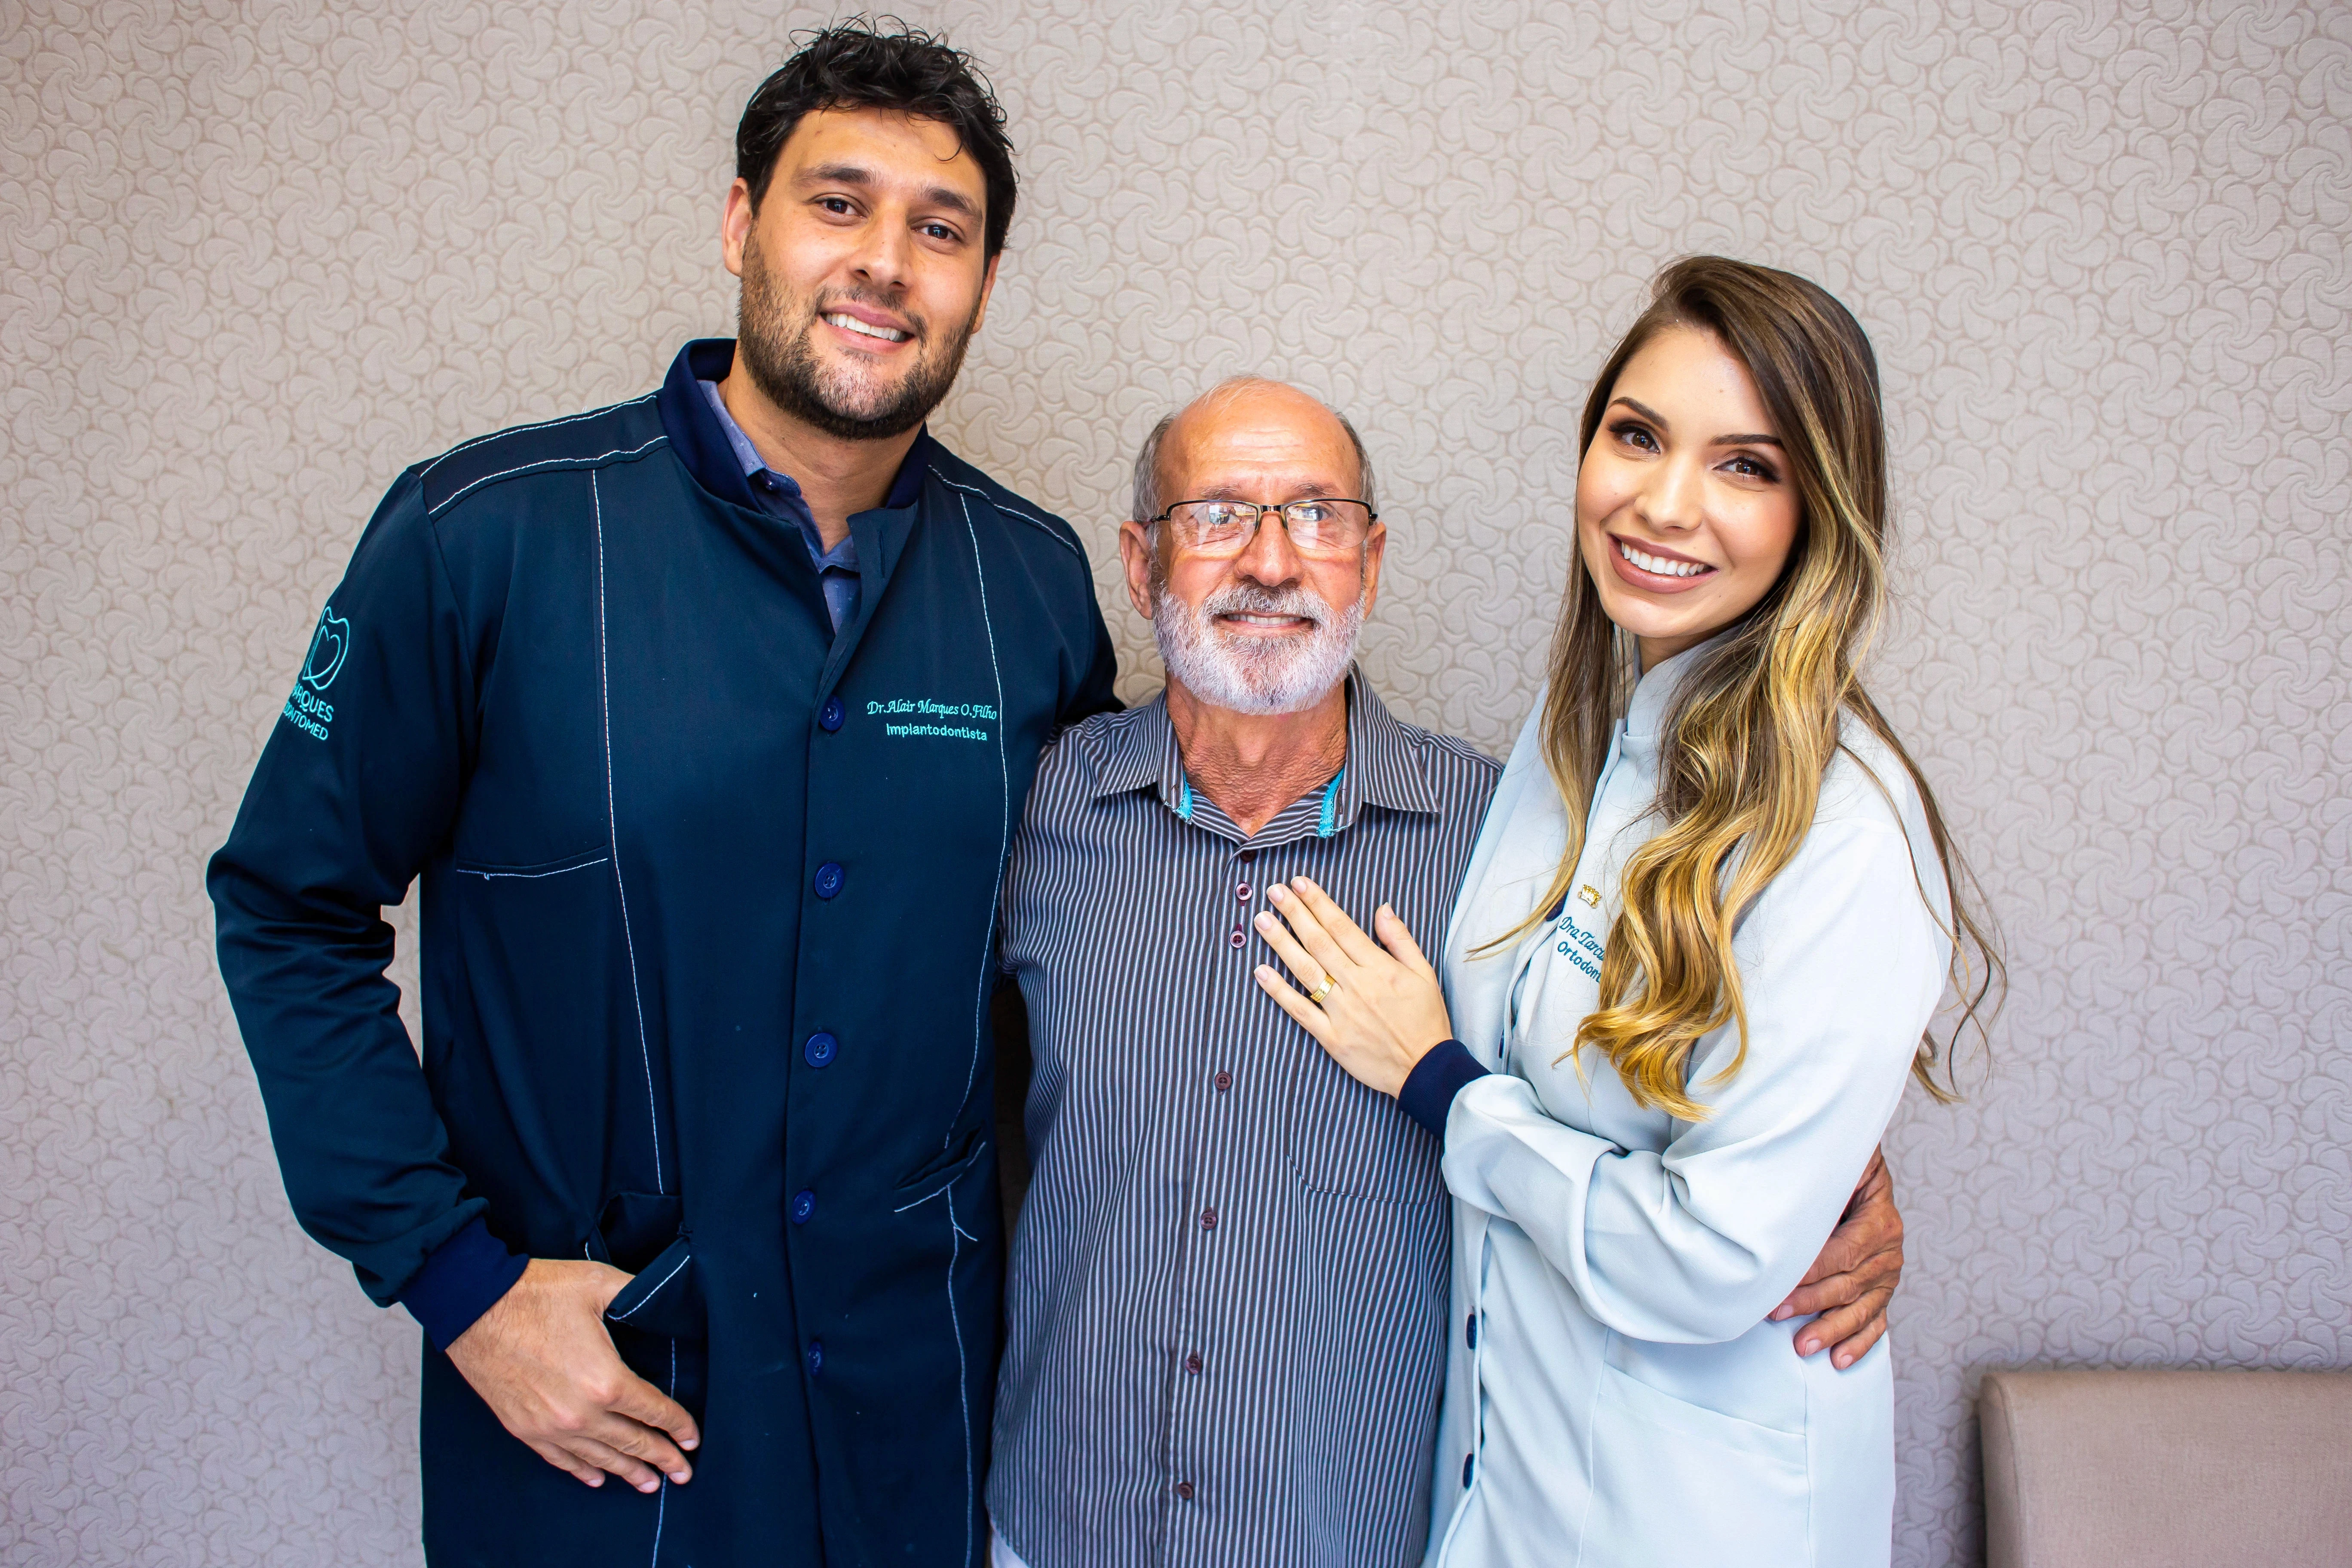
[4,1,2346,1562]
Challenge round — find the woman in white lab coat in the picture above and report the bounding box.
[1250,257,1997,1568]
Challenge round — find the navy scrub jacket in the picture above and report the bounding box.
[208,340,1118,1567]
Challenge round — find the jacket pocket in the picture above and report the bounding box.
[585,1190,683,1272]
[585,1191,704,1343]
[437,844,648,1169]
[451,847,611,880]
[1583,1361,1812,1565]
[602,1235,704,1342]
[892,1121,988,1204]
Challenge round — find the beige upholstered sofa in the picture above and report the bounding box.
[1978,1368,2352,1567]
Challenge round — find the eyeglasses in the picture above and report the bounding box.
[1151,498,1377,557]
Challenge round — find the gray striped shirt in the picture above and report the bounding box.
[989,670,1501,1568]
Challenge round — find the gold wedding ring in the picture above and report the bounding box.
[1307,976,1338,1005]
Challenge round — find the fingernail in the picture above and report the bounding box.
[1836,1353,1852,1369]
[1254,911,1274,927]
[1266,885,1286,902]
[639,1479,660,1494]
[585,1475,604,1488]
[670,1470,691,1484]
[1768,1306,1790,1320]
[1797,1338,1816,1354]
[681,1438,698,1450]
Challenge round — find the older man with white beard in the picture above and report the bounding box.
[980,378,1906,1568]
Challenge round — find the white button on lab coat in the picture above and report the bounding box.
[1425,641,1952,1568]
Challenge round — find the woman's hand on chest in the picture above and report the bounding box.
[1251,876,1454,1098]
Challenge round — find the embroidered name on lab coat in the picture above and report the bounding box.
[867,695,998,742]
[1555,909,1606,981]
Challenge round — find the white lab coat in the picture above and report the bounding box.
[1424,641,1952,1568]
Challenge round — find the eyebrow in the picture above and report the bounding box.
[801,162,981,220]
[1610,396,1783,448]
[1187,481,1350,502]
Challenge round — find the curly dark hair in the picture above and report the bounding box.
[736,17,1017,258]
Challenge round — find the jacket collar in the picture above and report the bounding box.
[1619,628,1740,763]
[656,339,928,513]
[1087,665,1442,829]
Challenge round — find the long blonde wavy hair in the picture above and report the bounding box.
[1519,257,2000,1119]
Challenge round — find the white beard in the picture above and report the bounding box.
[1154,579,1364,716]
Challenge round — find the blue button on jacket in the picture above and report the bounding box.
[207,339,1117,1567]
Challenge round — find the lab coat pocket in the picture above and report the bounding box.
[587,1190,704,1342]
[892,1121,988,1204]
[451,847,612,881]
[1584,1361,1810,1567]
[602,1236,704,1342]
[442,845,652,1160]
[587,1189,682,1271]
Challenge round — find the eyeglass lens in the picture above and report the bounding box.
[1167,500,1370,554]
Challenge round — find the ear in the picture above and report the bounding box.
[1357,520,1389,619]
[722,178,756,278]
[1117,520,1159,619]
[967,251,1002,336]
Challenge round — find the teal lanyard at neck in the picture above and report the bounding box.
[1176,768,1345,839]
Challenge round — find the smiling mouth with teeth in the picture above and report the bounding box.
[824,312,911,344]
[1617,539,1711,579]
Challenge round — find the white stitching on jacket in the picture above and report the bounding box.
[594,472,665,1193]
[946,1189,974,1567]
[428,436,665,516]
[453,854,609,880]
[417,394,656,478]
[934,477,1086,561]
[951,490,1011,1139]
[649,1338,675,1565]
[890,1165,971,1213]
[606,1251,690,1320]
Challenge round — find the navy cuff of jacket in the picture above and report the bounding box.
[400,1216,527,1351]
[1399,1040,1488,1140]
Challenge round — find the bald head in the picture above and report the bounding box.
[1131,377,1378,524]
[1115,376,1389,717]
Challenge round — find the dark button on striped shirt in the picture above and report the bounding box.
[989,670,1501,1568]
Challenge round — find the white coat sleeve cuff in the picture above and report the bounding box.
[1441,1072,1616,1234]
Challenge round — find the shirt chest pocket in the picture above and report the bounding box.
[1284,1044,1444,1205]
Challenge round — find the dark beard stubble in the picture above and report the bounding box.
[734,231,979,443]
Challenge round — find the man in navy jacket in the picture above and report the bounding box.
[208,25,1112,1566]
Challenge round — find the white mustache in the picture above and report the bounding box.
[1198,584,1328,627]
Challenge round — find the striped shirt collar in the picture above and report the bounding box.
[1081,665,1445,833]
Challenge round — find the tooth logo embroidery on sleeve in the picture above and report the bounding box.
[302,607,350,691]
[282,605,348,741]
[1577,885,1601,907]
